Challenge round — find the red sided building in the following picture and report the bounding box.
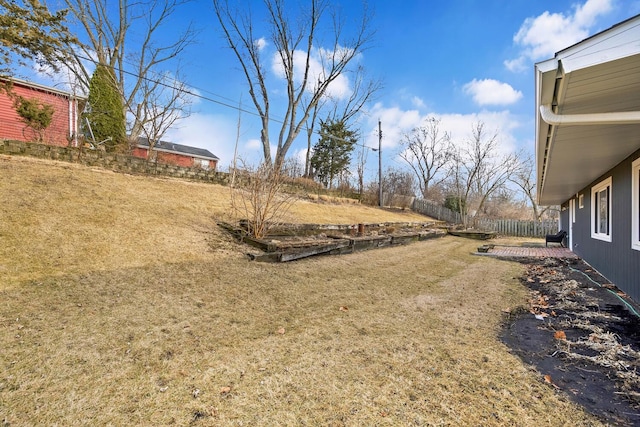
[132,137,219,170]
[0,78,84,147]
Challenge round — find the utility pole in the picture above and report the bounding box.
[378,119,383,207]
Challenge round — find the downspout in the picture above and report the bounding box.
[68,98,73,145]
[540,104,640,125]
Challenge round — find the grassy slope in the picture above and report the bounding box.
[0,156,602,426]
[0,156,428,289]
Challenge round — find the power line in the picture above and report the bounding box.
[73,53,379,150]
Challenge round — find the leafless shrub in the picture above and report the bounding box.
[229,162,298,239]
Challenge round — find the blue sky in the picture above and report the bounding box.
[30,0,640,180]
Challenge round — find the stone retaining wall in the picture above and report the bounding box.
[0,139,230,185]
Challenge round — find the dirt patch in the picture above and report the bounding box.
[501,257,640,426]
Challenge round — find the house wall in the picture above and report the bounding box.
[156,151,194,168]
[562,148,640,302]
[131,147,218,170]
[131,147,149,160]
[0,83,78,146]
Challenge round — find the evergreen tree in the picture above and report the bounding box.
[0,0,74,76]
[85,65,126,152]
[310,119,357,189]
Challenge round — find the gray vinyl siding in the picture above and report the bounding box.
[564,148,640,303]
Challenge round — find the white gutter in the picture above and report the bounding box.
[540,104,640,125]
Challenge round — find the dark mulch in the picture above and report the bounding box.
[500,257,640,426]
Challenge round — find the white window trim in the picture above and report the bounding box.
[591,176,612,242]
[632,158,640,251]
[578,193,584,209]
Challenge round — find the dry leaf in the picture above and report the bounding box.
[544,374,559,389]
[554,330,567,340]
[277,327,285,335]
[220,386,231,394]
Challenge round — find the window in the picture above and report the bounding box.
[632,159,640,250]
[194,159,210,170]
[578,193,584,209]
[591,177,612,242]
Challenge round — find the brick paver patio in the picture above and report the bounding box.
[478,245,579,258]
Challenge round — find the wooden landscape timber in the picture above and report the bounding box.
[218,221,446,262]
[447,229,497,240]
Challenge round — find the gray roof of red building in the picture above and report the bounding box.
[136,137,219,161]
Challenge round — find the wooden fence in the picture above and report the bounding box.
[411,198,463,224]
[411,198,558,238]
[475,218,558,238]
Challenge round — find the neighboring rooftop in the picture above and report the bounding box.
[136,137,219,161]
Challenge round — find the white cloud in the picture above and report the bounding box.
[362,103,523,159]
[411,96,426,109]
[463,79,523,106]
[245,138,262,150]
[505,0,613,71]
[271,46,353,100]
[364,103,423,150]
[254,37,268,51]
[439,110,521,156]
[504,57,527,73]
[164,113,264,170]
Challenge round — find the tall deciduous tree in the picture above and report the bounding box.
[134,71,192,160]
[310,119,357,189]
[85,64,126,152]
[58,0,196,142]
[449,122,519,227]
[509,153,552,221]
[0,0,74,77]
[399,117,453,200]
[304,65,382,177]
[213,0,373,169]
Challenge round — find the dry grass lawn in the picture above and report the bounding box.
[0,156,603,425]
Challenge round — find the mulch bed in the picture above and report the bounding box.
[500,257,640,426]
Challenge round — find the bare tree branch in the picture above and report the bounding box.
[450,122,519,227]
[60,0,198,141]
[399,117,453,199]
[213,0,374,169]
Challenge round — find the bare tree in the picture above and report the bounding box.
[450,122,519,227]
[509,153,552,221]
[213,0,374,169]
[134,71,193,159]
[304,65,380,178]
[304,101,323,178]
[58,0,197,141]
[399,117,453,200]
[355,144,369,199]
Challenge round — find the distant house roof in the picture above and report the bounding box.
[136,137,219,161]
